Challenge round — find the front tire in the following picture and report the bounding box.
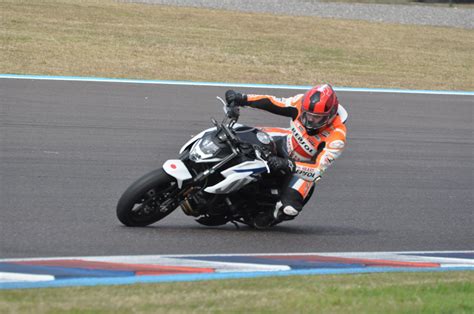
[116,168,177,227]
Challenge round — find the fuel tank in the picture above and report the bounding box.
[233,126,277,155]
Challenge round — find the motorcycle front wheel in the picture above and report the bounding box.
[116,168,177,227]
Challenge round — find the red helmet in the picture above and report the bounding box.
[299,84,339,134]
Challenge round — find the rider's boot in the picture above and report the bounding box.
[252,202,299,229]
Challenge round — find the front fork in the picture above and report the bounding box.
[162,139,241,216]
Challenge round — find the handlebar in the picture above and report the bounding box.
[216,96,240,122]
[226,104,240,121]
[221,122,239,145]
[215,95,274,165]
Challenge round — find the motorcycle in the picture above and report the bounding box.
[116,97,296,228]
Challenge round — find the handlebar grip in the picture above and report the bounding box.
[226,105,240,121]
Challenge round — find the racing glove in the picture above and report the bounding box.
[267,156,295,174]
[225,90,248,106]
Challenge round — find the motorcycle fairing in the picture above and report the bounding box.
[204,160,267,194]
[163,159,192,188]
[188,139,223,163]
[178,123,244,155]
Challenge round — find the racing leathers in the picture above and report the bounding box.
[234,92,348,226]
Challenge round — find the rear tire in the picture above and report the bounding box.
[116,168,177,227]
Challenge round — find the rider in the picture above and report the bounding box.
[225,84,348,228]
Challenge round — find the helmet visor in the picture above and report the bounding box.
[301,111,330,131]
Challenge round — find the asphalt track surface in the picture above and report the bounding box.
[1,78,473,258]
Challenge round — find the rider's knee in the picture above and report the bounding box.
[274,201,301,221]
[281,205,299,220]
[281,188,305,210]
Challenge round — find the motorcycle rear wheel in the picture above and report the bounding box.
[116,168,177,227]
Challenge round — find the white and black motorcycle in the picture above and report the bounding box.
[116,97,295,228]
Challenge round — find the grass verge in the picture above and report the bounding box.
[1,0,473,90]
[0,271,473,313]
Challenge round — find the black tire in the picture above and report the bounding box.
[116,168,177,227]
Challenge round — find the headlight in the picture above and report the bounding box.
[199,137,220,155]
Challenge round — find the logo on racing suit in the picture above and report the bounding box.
[295,168,317,179]
[290,120,316,156]
[294,165,321,181]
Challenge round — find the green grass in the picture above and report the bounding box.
[1,0,473,90]
[1,271,473,313]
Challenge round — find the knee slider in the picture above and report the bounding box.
[282,205,299,217]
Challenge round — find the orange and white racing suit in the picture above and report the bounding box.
[244,93,348,213]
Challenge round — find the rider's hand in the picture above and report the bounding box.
[226,105,240,120]
[267,156,295,174]
[225,90,247,106]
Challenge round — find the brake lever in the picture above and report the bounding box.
[217,96,239,122]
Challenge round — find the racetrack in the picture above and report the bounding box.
[1,78,472,258]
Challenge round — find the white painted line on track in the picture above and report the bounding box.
[440,264,474,268]
[1,74,473,96]
[0,272,54,283]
